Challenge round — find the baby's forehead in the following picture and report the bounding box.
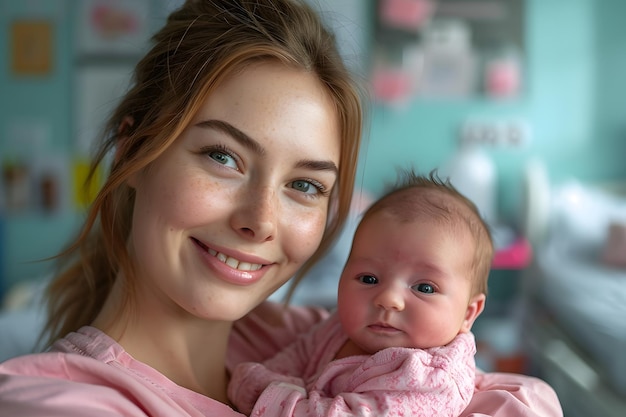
[383,188,471,221]
[399,186,456,203]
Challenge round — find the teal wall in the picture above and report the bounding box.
[1,0,626,288]
[0,0,72,153]
[360,0,626,223]
[0,0,76,290]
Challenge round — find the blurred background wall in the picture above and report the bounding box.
[1,0,625,292]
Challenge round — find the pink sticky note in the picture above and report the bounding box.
[380,0,434,31]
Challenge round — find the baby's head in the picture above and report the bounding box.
[337,170,493,353]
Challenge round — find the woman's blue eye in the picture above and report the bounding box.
[290,179,325,196]
[292,180,313,193]
[209,150,237,169]
[412,283,435,294]
[358,275,378,285]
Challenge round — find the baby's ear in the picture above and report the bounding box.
[460,293,486,333]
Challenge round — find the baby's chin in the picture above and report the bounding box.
[354,338,407,354]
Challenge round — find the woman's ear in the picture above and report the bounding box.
[115,116,134,164]
[116,116,140,189]
[460,293,486,333]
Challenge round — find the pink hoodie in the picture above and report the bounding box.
[0,302,562,417]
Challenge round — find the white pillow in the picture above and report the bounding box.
[549,181,626,250]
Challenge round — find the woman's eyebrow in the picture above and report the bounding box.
[296,159,338,175]
[195,119,338,175]
[196,119,266,155]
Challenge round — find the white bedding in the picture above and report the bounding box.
[0,279,47,362]
[535,240,626,396]
[529,180,626,396]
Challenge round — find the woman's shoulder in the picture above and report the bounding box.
[0,347,148,416]
[461,371,563,417]
[0,326,244,417]
[0,326,121,378]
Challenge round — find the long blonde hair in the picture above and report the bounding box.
[43,0,363,346]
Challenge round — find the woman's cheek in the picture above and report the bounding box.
[169,177,225,228]
[286,209,328,264]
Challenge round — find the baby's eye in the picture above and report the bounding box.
[209,149,238,170]
[358,275,378,285]
[290,179,327,196]
[412,283,435,294]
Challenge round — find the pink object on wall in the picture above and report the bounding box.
[371,68,414,103]
[485,58,521,98]
[380,0,435,32]
[91,4,140,38]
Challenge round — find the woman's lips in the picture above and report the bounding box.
[192,238,264,271]
[191,237,268,285]
[207,247,263,271]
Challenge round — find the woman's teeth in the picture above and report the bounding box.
[208,248,262,271]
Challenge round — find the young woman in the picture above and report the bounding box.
[0,1,361,414]
[0,1,561,416]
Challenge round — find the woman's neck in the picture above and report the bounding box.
[92,281,233,404]
[101,312,233,402]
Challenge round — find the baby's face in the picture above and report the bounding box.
[337,212,484,353]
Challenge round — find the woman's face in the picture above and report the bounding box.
[128,62,341,322]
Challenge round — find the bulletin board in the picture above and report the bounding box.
[10,20,54,76]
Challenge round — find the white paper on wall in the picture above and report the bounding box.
[74,66,134,157]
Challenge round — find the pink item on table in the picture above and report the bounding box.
[492,238,532,269]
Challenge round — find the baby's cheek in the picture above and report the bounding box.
[337,293,362,334]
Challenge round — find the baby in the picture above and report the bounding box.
[228,169,493,417]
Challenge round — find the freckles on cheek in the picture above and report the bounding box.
[288,213,327,262]
[169,178,221,228]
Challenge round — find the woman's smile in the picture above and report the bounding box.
[191,237,270,286]
[192,237,264,271]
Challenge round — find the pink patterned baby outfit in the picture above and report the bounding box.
[228,313,475,417]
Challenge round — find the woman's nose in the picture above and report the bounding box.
[231,185,277,242]
[374,284,405,311]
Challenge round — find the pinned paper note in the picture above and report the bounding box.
[379,0,435,32]
[72,159,103,210]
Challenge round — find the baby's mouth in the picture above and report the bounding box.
[192,238,263,271]
[368,322,401,332]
